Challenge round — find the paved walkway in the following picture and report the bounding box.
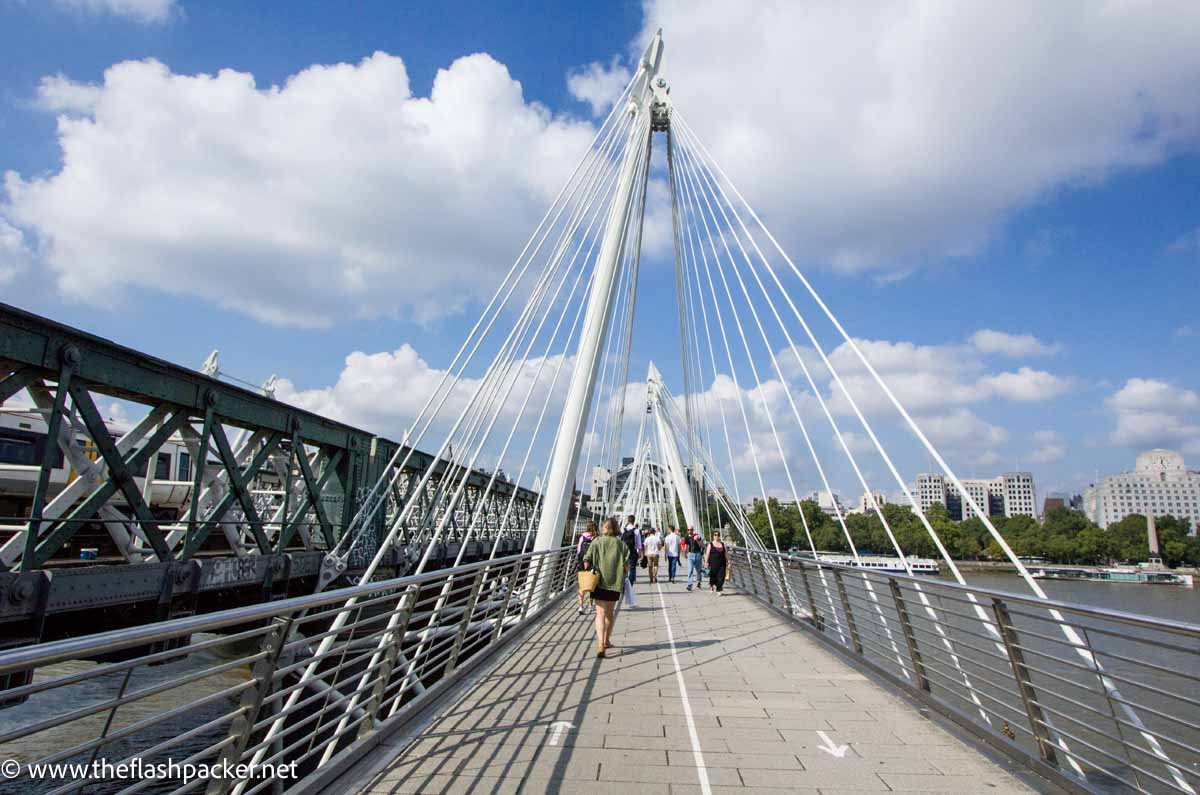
[357,575,1037,794]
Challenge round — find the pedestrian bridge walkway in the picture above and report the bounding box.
[344,578,1036,794]
[3,547,1192,794]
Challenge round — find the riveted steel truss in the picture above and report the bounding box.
[0,303,542,647]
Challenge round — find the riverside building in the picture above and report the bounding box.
[1082,450,1200,531]
[915,471,1037,520]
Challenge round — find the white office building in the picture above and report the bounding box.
[915,472,1036,520]
[592,465,612,506]
[999,473,1037,518]
[947,478,996,518]
[807,490,845,517]
[856,490,889,514]
[916,474,946,513]
[1082,450,1200,531]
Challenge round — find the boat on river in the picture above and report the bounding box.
[790,550,941,575]
[1029,564,1193,586]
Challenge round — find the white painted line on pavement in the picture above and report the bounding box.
[655,580,712,795]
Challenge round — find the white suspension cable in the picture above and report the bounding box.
[674,113,1191,785]
[676,113,1006,710]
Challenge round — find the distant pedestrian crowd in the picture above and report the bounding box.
[575,514,732,658]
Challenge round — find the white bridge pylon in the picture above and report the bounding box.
[647,361,699,532]
[243,30,1191,792]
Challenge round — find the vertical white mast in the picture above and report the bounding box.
[648,361,701,531]
[533,32,665,553]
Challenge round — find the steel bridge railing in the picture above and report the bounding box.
[0,546,578,794]
[733,547,1200,795]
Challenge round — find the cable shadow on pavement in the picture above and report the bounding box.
[367,598,608,793]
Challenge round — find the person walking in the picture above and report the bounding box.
[724,530,735,585]
[643,528,662,583]
[621,514,643,584]
[686,527,705,592]
[706,530,728,595]
[575,522,597,615]
[583,517,629,658]
[663,526,682,583]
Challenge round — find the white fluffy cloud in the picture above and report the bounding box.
[33,75,104,112]
[914,408,1007,449]
[794,331,1071,415]
[770,328,1072,468]
[5,53,595,326]
[622,1,1200,272]
[275,344,576,445]
[52,0,176,23]
[977,367,1072,402]
[567,58,631,117]
[1106,378,1200,453]
[1029,430,1066,464]
[273,330,1069,502]
[969,329,1059,357]
[0,219,33,286]
[1108,378,1200,415]
[664,334,1054,484]
[268,316,1072,502]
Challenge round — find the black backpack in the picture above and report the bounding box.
[621,527,638,558]
[577,535,594,566]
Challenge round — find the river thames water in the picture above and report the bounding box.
[946,570,1200,623]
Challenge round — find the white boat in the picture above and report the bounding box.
[1027,516,1195,586]
[1030,564,1193,587]
[791,550,940,575]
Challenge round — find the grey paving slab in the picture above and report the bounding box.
[665,750,802,769]
[354,580,1038,794]
[739,767,890,790]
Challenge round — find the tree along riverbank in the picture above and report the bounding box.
[744,499,1200,569]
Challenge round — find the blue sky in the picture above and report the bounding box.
[1,0,1198,504]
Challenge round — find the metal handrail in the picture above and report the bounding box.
[734,547,1200,795]
[0,548,563,675]
[754,547,1200,638]
[0,545,577,794]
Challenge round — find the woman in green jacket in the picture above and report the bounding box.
[583,517,630,658]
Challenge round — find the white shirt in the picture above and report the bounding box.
[644,535,662,557]
[664,533,682,556]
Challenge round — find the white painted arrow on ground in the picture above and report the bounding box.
[816,730,849,758]
[548,721,574,746]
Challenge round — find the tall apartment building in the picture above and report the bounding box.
[916,473,946,513]
[1000,473,1037,518]
[1082,450,1200,531]
[915,472,1036,520]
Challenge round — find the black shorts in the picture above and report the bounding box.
[592,588,621,602]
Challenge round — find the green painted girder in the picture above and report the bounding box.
[31,407,189,567]
[208,422,275,554]
[0,366,36,404]
[0,301,544,569]
[179,427,282,559]
[0,302,368,452]
[284,441,343,550]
